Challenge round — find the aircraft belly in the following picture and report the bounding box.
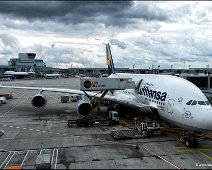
[160,114,210,132]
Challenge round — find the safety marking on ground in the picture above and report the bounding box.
[0,124,68,137]
[0,125,183,169]
[0,149,57,169]
[176,145,212,161]
[0,93,28,119]
[1,151,16,169]
[0,151,13,169]
[51,148,58,169]
[20,150,29,167]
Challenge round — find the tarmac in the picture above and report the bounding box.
[0,77,212,169]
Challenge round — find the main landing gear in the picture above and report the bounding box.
[182,132,199,148]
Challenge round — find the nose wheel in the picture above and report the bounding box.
[184,134,199,148]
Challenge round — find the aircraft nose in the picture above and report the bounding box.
[201,108,212,131]
[191,106,212,132]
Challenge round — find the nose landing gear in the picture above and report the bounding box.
[183,133,199,148]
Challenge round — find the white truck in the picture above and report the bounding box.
[108,111,119,125]
[68,110,119,127]
[0,95,6,104]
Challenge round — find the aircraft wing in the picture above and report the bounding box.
[0,85,85,95]
[90,92,153,113]
[0,85,153,113]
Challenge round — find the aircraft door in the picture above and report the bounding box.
[167,98,175,114]
[135,79,146,104]
[135,79,143,93]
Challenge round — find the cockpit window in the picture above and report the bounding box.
[198,101,206,105]
[191,100,197,105]
[186,100,193,105]
[206,101,210,105]
[187,100,210,106]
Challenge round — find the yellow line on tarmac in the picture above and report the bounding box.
[176,146,187,149]
[177,149,194,153]
[176,145,212,161]
[197,150,212,161]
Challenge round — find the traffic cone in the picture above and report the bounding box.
[135,143,140,149]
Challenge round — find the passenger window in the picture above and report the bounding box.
[186,100,193,105]
[198,101,206,105]
[191,100,197,105]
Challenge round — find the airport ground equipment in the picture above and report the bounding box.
[35,153,51,169]
[111,119,161,139]
[61,95,69,103]
[108,111,119,123]
[137,120,161,137]
[111,130,141,140]
[68,110,119,127]
[0,95,6,104]
[70,94,81,102]
[68,119,109,127]
[0,92,13,99]
[0,130,3,136]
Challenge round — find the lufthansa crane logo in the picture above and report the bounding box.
[84,80,91,89]
[185,111,191,118]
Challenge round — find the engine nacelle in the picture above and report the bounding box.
[76,99,93,116]
[31,94,47,108]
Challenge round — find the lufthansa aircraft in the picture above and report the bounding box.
[1,43,212,148]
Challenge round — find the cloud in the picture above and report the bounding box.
[0,34,22,65]
[0,1,211,69]
[0,1,168,27]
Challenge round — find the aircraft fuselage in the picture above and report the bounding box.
[110,73,212,132]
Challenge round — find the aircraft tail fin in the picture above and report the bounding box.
[106,43,115,75]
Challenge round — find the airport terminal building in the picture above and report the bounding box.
[0,53,59,74]
[8,53,45,67]
[0,52,211,89]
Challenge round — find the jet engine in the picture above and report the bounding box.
[76,99,93,116]
[31,94,47,108]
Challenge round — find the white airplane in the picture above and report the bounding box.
[1,43,212,148]
[45,73,62,79]
[3,64,36,79]
[3,71,30,79]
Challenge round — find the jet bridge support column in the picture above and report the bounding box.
[82,90,109,120]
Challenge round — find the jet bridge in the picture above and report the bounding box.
[80,77,136,112]
[68,78,136,126]
[80,77,135,91]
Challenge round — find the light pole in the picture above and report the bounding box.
[171,65,173,72]
[133,65,135,73]
[206,64,210,89]
[183,61,185,74]
[206,64,209,69]
[71,64,73,76]
[188,65,191,74]
[206,64,210,74]
[152,65,154,74]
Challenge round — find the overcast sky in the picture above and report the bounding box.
[0,1,211,69]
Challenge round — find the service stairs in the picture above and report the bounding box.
[111,129,141,139]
